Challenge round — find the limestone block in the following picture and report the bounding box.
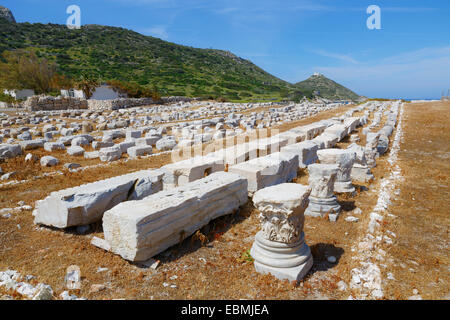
[351,164,374,183]
[311,133,340,149]
[17,131,32,141]
[40,156,59,167]
[295,123,326,140]
[229,152,298,195]
[33,169,164,228]
[281,141,319,168]
[58,136,75,146]
[161,155,225,189]
[0,144,22,159]
[343,117,360,134]
[377,135,389,155]
[118,141,136,154]
[99,146,122,162]
[304,164,341,220]
[67,146,85,156]
[92,141,114,150]
[126,130,142,140]
[156,137,177,151]
[379,125,394,138]
[134,138,153,146]
[143,135,161,146]
[127,146,153,158]
[317,149,356,193]
[278,130,306,145]
[60,128,74,136]
[250,183,313,281]
[19,139,44,151]
[98,172,248,261]
[71,136,89,147]
[84,151,99,159]
[324,124,347,141]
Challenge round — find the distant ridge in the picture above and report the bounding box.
[0,9,361,102]
[295,73,361,101]
[0,5,15,23]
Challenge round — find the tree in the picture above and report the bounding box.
[50,73,74,90]
[0,50,57,94]
[75,73,99,99]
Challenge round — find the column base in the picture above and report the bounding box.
[250,231,313,282]
[334,180,355,193]
[305,195,341,219]
[351,164,374,183]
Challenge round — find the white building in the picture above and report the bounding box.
[61,89,86,99]
[3,89,35,100]
[90,84,127,100]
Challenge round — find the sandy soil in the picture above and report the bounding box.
[1,101,447,300]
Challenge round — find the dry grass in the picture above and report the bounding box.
[5,102,443,300]
[380,101,450,300]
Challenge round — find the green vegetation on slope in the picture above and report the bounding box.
[295,73,360,101]
[0,17,360,101]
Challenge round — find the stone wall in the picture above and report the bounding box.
[87,98,155,111]
[87,96,200,111]
[22,95,88,111]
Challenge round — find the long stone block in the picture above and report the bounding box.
[281,141,319,168]
[229,152,298,195]
[311,133,340,149]
[343,117,360,134]
[98,172,248,261]
[161,155,225,189]
[33,170,164,228]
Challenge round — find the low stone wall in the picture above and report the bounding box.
[23,95,88,111]
[87,96,199,111]
[87,98,155,111]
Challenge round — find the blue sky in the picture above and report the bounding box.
[3,0,450,99]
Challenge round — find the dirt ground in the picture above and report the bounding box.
[0,101,448,300]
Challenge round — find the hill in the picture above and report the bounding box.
[295,73,360,101]
[0,14,360,102]
[0,5,15,23]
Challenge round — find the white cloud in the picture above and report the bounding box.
[313,46,450,98]
[311,49,359,64]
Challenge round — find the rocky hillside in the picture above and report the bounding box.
[295,73,361,101]
[0,5,15,23]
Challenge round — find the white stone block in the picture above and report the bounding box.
[44,142,66,152]
[317,149,356,193]
[67,146,85,156]
[161,155,225,189]
[99,146,122,162]
[229,151,298,195]
[127,146,153,158]
[98,172,247,261]
[33,169,164,228]
[40,156,59,167]
[281,141,319,168]
[0,144,23,159]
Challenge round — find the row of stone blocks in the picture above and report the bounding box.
[33,170,164,228]
[93,172,248,262]
[31,108,369,267]
[32,111,365,229]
